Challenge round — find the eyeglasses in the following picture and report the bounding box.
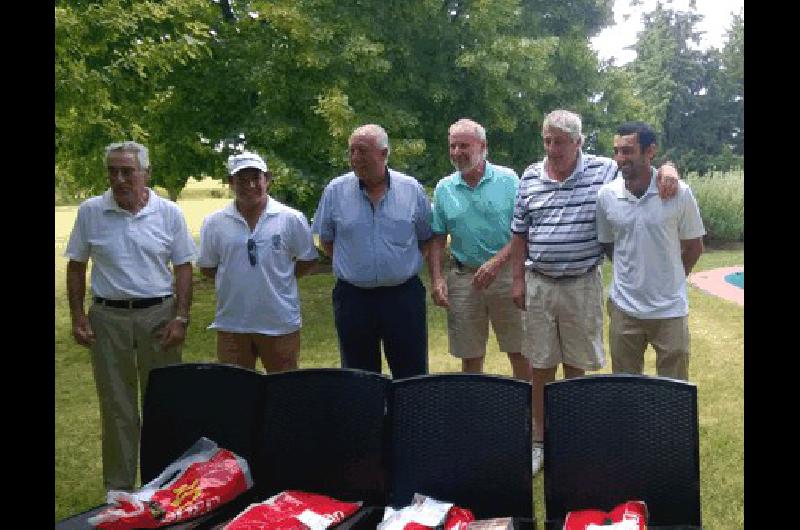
[107,166,138,181]
[247,238,257,266]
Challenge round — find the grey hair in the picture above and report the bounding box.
[543,110,584,144]
[105,141,150,170]
[350,124,391,156]
[449,118,486,142]
[449,118,488,159]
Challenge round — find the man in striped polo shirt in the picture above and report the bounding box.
[510,109,680,475]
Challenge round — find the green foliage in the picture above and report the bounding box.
[57,0,619,214]
[625,3,744,175]
[56,0,219,200]
[687,170,744,242]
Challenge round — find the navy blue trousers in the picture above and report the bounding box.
[332,276,428,379]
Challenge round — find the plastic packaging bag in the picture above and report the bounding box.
[89,437,253,529]
[378,494,475,530]
[563,500,648,530]
[223,490,362,529]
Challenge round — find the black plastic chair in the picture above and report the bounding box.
[387,373,534,527]
[139,363,266,484]
[543,374,702,529]
[253,368,391,506]
[57,362,266,530]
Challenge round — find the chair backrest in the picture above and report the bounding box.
[255,368,391,506]
[387,373,533,520]
[543,374,701,527]
[139,363,266,484]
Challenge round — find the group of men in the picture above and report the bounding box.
[65,109,705,493]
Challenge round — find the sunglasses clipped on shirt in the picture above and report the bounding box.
[247,238,257,266]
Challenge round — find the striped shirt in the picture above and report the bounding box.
[511,152,618,277]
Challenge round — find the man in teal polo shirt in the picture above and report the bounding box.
[426,118,531,379]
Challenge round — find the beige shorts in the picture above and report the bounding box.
[521,267,605,370]
[607,299,690,380]
[446,261,523,359]
[216,330,300,372]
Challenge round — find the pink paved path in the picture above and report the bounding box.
[688,266,744,306]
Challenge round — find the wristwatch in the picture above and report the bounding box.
[174,315,189,326]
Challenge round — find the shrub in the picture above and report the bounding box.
[686,170,744,242]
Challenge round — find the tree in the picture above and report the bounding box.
[625,2,743,174]
[57,0,618,212]
[56,0,217,200]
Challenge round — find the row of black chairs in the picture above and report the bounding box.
[56,365,701,529]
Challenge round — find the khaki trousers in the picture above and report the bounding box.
[607,299,690,380]
[87,297,181,491]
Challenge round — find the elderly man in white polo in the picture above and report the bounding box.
[198,151,318,373]
[65,141,196,492]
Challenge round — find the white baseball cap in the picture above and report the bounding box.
[228,152,268,175]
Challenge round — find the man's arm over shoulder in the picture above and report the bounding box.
[656,161,680,199]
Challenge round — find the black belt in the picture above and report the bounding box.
[94,295,172,309]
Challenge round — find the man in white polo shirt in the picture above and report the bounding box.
[198,152,318,372]
[597,121,705,380]
[65,141,196,492]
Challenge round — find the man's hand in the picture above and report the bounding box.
[656,162,680,199]
[472,257,500,290]
[512,277,526,311]
[159,318,187,349]
[72,313,96,347]
[431,277,449,308]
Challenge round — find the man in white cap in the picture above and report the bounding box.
[65,141,196,492]
[198,151,318,372]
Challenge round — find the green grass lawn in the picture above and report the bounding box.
[55,198,743,527]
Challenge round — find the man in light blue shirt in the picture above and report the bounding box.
[427,119,530,380]
[312,124,433,378]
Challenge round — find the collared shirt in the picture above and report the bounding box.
[512,152,617,277]
[197,197,318,335]
[432,161,519,267]
[312,168,433,288]
[597,168,706,318]
[64,188,197,298]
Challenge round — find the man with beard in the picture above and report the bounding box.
[198,151,318,372]
[426,118,531,379]
[312,124,433,378]
[596,121,705,380]
[65,141,196,492]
